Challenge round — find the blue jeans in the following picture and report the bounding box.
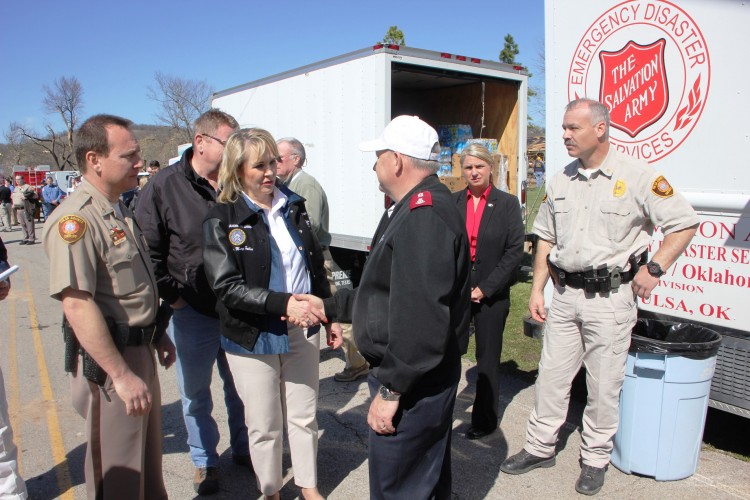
[168,304,248,467]
[534,171,544,187]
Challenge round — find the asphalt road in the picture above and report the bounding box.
[1,222,748,499]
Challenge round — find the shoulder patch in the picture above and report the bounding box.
[613,179,626,197]
[651,175,674,198]
[410,191,432,210]
[58,215,88,244]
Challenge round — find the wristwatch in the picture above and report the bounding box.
[378,385,401,401]
[646,260,665,278]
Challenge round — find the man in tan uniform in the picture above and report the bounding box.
[10,175,36,245]
[43,114,175,500]
[501,99,699,496]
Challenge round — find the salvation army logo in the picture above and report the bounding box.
[568,0,710,163]
[599,39,668,137]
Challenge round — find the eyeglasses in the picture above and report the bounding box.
[201,133,226,146]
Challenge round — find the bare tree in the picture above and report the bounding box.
[4,127,27,166]
[43,76,83,167]
[9,122,75,170]
[148,72,213,144]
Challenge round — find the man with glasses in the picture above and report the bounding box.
[135,109,250,495]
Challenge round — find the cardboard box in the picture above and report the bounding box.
[439,175,468,193]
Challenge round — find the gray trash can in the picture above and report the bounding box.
[611,319,722,481]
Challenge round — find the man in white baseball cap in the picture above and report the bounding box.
[301,115,471,497]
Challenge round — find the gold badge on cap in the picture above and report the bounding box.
[651,175,674,198]
[58,215,87,244]
[229,228,246,246]
[613,180,626,197]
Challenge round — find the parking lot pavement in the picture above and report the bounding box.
[3,228,749,499]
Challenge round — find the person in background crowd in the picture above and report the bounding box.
[500,99,699,496]
[276,137,369,383]
[147,160,160,176]
[297,115,471,499]
[453,143,524,440]
[135,109,249,495]
[204,128,338,500]
[0,180,12,232]
[10,175,36,245]
[43,114,175,499]
[0,235,28,499]
[533,155,545,187]
[41,175,65,221]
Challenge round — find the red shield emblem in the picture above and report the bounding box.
[599,39,668,138]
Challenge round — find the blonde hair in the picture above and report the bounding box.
[217,128,279,204]
[460,143,496,169]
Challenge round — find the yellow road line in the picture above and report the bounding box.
[25,270,73,500]
[7,298,21,475]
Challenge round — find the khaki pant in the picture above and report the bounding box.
[323,249,366,370]
[524,283,636,468]
[13,208,34,242]
[226,326,320,495]
[71,346,167,500]
[0,367,27,499]
[0,203,11,232]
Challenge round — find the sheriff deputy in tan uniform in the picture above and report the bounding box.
[501,99,699,496]
[43,114,175,500]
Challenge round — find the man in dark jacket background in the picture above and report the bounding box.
[135,109,249,495]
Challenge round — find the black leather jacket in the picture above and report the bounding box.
[202,185,331,350]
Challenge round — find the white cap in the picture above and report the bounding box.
[359,115,440,161]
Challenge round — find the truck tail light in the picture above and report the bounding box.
[440,53,452,59]
[470,58,480,63]
[456,55,467,61]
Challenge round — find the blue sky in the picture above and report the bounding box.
[1,0,544,136]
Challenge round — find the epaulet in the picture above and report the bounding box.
[410,191,432,210]
[57,214,88,244]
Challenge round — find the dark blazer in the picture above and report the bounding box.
[453,186,525,300]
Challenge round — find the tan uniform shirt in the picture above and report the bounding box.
[533,147,699,272]
[10,184,34,208]
[43,181,158,326]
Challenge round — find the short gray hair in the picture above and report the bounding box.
[408,143,440,174]
[276,137,306,165]
[566,98,610,136]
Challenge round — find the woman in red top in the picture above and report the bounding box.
[452,143,525,439]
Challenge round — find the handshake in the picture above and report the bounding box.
[286,294,343,349]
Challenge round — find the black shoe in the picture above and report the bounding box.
[466,426,496,440]
[231,453,253,471]
[193,466,219,495]
[575,464,606,496]
[500,449,556,475]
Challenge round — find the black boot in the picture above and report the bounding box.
[575,464,607,495]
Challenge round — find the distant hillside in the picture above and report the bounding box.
[0,124,184,178]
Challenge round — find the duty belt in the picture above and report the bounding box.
[547,251,647,294]
[114,323,160,346]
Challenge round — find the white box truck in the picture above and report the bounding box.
[545,0,750,417]
[212,45,529,256]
